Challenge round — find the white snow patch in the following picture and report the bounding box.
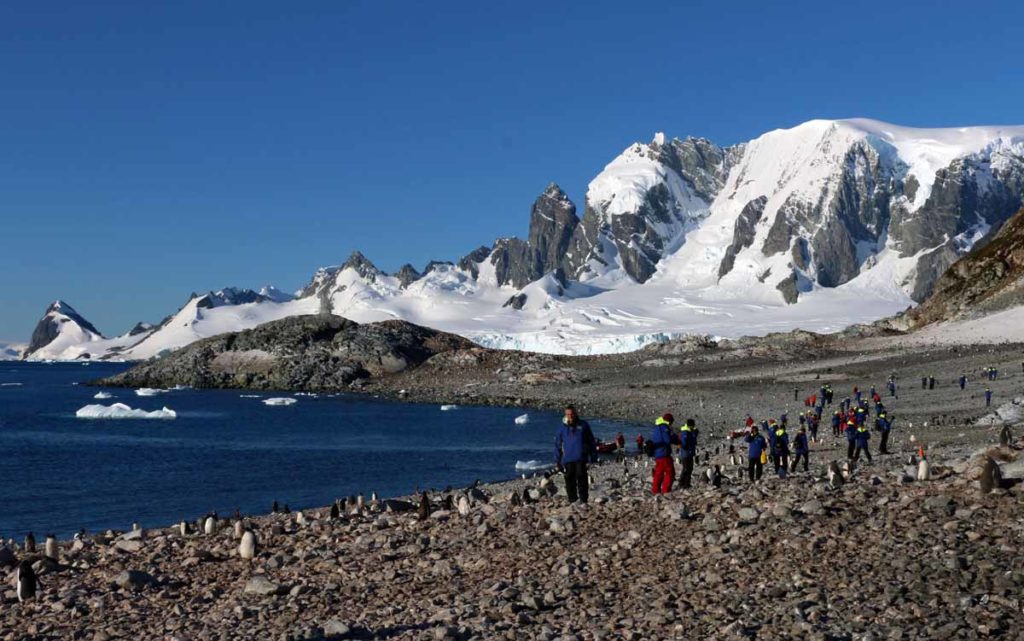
[262,397,298,406]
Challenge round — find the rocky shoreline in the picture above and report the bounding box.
[4,374,1024,639]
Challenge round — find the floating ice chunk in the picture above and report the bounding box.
[514,414,530,425]
[76,403,177,420]
[0,382,23,387]
[135,388,168,397]
[239,394,262,398]
[93,391,114,399]
[515,460,552,472]
[440,404,459,411]
[263,397,298,406]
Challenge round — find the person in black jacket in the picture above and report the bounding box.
[554,405,597,504]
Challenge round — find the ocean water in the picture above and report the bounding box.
[0,362,636,538]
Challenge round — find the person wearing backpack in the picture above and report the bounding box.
[650,413,678,495]
[791,426,810,472]
[677,418,698,489]
[744,425,768,482]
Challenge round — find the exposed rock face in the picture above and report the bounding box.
[719,196,767,278]
[394,264,422,288]
[97,315,477,391]
[502,294,527,310]
[26,301,103,357]
[908,207,1024,326]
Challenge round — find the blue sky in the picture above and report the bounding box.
[2,0,1022,341]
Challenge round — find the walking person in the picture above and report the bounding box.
[649,414,677,495]
[791,426,809,472]
[744,425,768,482]
[677,418,698,489]
[877,411,892,454]
[770,422,790,476]
[554,405,596,504]
[959,375,967,391]
[853,424,873,462]
[985,388,993,407]
[845,418,858,460]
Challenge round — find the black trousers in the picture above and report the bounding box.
[853,445,872,462]
[747,458,763,481]
[879,431,890,454]
[847,440,856,459]
[678,456,695,488]
[773,453,789,473]
[791,451,808,472]
[563,461,589,503]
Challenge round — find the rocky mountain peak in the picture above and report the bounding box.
[395,263,422,288]
[341,251,381,280]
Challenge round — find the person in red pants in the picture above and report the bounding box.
[650,413,679,495]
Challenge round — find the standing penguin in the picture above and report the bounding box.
[204,516,216,535]
[999,425,1011,447]
[16,559,38,602]
[272,500,279,514]
[233,520,245,539]
[521,488,534,505]
[979,457,1002,494]
[706,465,722,488]
[24,532,35,553]
[44,534,58,561]
[917,458,930,481]
[828,461,844,489]
[238,530,257,560]
[179,520,189,537]
[457,495,471,517]
[329,502,340,520]
[417,492,430,521]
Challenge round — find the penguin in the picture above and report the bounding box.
[179,520,189,537]
[442,494,454,511]
[283,504,290,514]
[272,500,279,513]
[917,458,930,481]
[339,497,348,515]
[238,530,257,560]
[370,492,379,507]
[204,516,216,535]
[705,465,722,488]
[908,454,917,466]
[521,487,534,504]
[295,511,306,525]
[44,534,57,561]
[16,559,38,603]
[329,503,340,520]
[841,461,854,479]
[131,522,141,533]
[417,492,430,521]
[729,455,737,466]
[356,494,365,511]
[828,462,844,489]
[979,457,1002,494]
[999,425,1011,447]
[24,532,35,553]
[457,495,470,517]
[74,529,86,541]
[233,520,245,539]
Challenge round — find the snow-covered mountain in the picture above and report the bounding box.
[23,118,1024,358]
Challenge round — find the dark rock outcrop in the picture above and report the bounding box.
[395,264,422,288]
[719,196,767,279]
[96,315,478,391]
[26,301,102,356]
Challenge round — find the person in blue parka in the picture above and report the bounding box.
[791,426,810,472]
[554,405,596,504]
[744,426,768,482]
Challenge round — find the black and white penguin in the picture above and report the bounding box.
[44,534,57,560]
[521,488,533,504]
[329,502,340,520]
[417,492,430,521]
[24,532,35,553]
[74,528,86,541]
[705,465,722,488]
[980,457,1002,494]
[272,500,279,514]
[510,491,522,507]
[999,425,1011,447]
[828,462,844,489]
[16,559,38,603]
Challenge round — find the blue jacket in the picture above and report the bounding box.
[855,428,871,447]
[650,419,675,460]
[678,426,698,459]
[845,423,858,441]
[555,420,596,465]
[745,433,768,460]
[770,429,790,454]
[877,416,891,432]
[793,432,809,454]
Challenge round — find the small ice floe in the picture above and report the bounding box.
[515,460,552,472]
[440,404,459,411]
[239,394,262,398]
[76,403,177,420]
[514,414,530,425]
[0,382,23,387]
[263,397,298,407]
[294,392,318,398]
[135,388,168,397]
[93,391,114,399]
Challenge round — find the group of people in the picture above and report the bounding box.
[554,364,1005,501]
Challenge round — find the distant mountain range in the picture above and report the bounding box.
[21,118,1024,360]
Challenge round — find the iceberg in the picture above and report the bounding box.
[93,391,114,399]
[440,404,459,411]
[135,388,168,397]
[514,414,530,425]
[515,460,552,472]
[263,397,297,406]
[76,403,177,420]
